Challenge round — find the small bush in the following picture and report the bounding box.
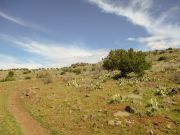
[23,69,31,74]
[67,78,80,87]
[155,88,168,96]
[72,68,82,75]
[91,67,96,71]
[71,63,88,68]
[94,82,103,90]
[60,71,66,75]
[37,72,52,84]
[158,56,167,61]
[146,98,159,116]
[61,67,73,73]
[166,47,173,50]
[1,71,15,82]
[24,76,31,80]
[159,50,166,54]
[82,68,87,72]
[153,50,159,55]
[108,94,122,104]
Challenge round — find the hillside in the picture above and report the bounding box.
[0,48,179,135]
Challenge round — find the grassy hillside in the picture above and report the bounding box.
[0,48,179,135]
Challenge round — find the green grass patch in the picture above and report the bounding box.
[0,92,22,135]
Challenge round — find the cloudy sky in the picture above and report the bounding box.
[0,0,180,69]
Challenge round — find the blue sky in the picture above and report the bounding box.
[0,0,180,69]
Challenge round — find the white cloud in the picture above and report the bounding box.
[88,0,180,49]
[0,34,109,69]
[0,11,46,31]
[0,54,43,69]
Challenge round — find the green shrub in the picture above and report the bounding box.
[71,63,88,68]
[82,68,87,72]
[60,71,66,75]
[159,50,166,54]
[103,48,151,77]
[61,67,73,73]
[158,56,167,61]
[166,47,173,50]
[108,94,123,104]
[1,71,15,82]
[72,68,82,75]
[146,98,159,116]
[23,69,31,74]
[155,88,168,96]
[24,76,31,80]
[61,67,82,75]
[91,67,96,71]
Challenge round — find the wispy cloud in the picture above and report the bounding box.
[0,34,109,69]
[0,11,46,31]
[0,54,43,69]
[88,0,180,49]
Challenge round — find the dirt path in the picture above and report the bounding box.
[8,90,50,135]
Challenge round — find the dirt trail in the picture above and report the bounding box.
[8,90,50,135]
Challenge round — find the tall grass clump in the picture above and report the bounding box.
[37,71,52,84]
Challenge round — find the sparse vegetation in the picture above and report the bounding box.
[0,48,180,135]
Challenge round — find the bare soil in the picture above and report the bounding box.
[8,90,50,135]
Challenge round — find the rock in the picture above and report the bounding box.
[166,124,171,129]
[49,105,55,109]
[147,129,154,135]
[124,119,135,126]
[115,121,122,126]
[125,106,135,113]
[166,122,175,129]
[133,89,140,94]
[81,115,88,121]
[127,94,142,99]
[92,122,97,128]
[164,97,177,105]
[113,111,130,117]
[24,89,36,97]
[168,87,180,95]
[72,105,81,111]
[85,94,90,97]
[108,120,115,126]
[108,120,122,126]
[69,110,73,114]
[32,87,39,90]
[152,122,159,126]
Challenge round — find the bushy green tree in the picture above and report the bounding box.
[1,71,15,82]
[103,48,151,77]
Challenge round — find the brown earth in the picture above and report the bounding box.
[8,90,50,135]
